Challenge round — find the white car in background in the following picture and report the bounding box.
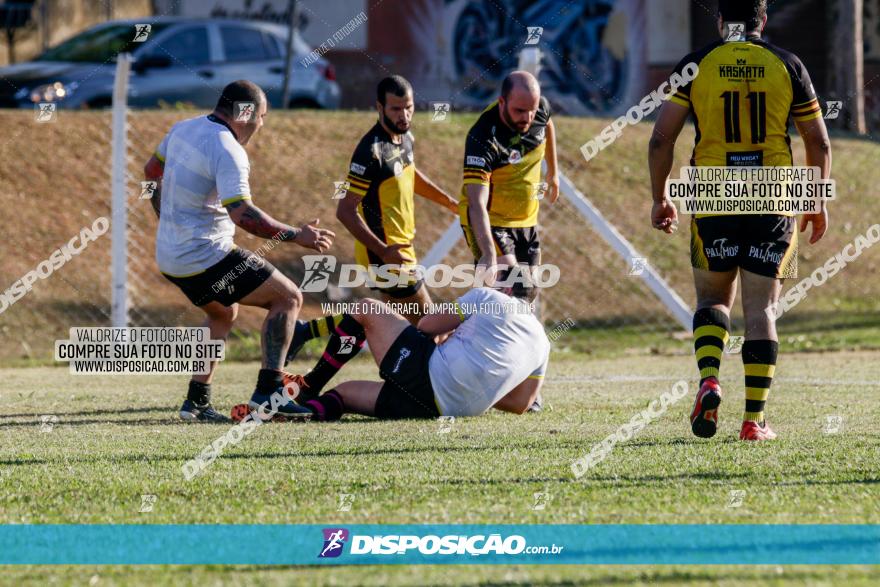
[0,17,341,109]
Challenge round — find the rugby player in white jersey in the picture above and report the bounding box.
[231,286,549,421]
[144,80,334,422]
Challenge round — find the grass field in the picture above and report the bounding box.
[2,96,879,585]
[1,350,878,584]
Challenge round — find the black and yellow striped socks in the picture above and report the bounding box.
[693,308,730,384]
[304,314,344,341]
[742,340,778,423]
[303,314,366,393]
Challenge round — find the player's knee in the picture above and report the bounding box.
[267,287,301,314]
[278,291,302,313]
[743,300,774,325]
[204,303,236,326]
[351,298,382,323]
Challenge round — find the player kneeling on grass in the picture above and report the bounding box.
[231,286,549,421]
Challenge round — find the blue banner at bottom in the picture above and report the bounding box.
[0,525,877,565]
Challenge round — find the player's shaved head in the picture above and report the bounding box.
[718,0,767,31]
[214,80,266,118]
[501,71,540,100]
[498,71,541,133]
[213,80,268,147]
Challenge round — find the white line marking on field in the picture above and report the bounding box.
[547,375,875,386]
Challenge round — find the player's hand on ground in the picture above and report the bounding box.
[546,173,560,204]
[800,207,829,244]
[382,243,415,265]
[295,219,335,252]
[651,198,679,234]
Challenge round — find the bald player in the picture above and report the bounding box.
[460,71,559,296]
[145,80,334,422]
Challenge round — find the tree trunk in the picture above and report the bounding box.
[834,0,867,133]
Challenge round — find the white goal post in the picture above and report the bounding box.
[111,53,132,328]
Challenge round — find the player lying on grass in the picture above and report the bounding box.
[144,80,334,422]
[230,286,549,421]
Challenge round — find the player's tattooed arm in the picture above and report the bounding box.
[226,199,299,240]
[227,200,334,251]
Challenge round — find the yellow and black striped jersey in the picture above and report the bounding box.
[460,97,551,228]
[345,122,417,267]
[669,33,821,169]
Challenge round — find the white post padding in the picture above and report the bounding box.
[557,173,692,330]
[111,53,132,328]
[422,220,463,269]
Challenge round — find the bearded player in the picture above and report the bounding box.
[460,70,559,298]
[336,75,458,323]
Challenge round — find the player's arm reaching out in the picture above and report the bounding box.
[417,308,461,339]
[414,168,459,213]
[794,116,832,244]
[648,101,690,234]
[226,200,334,252]
[143,154,164,218]
[336,191,413,265]
[544,118,560,204]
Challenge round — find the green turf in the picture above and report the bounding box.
[212,317,880,365]
[1,352,878,584]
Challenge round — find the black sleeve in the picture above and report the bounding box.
[462,123,497,185]
[345,137,379,197]
[786,54,821,120]
[667,41,720,108]
[538,95,551,121]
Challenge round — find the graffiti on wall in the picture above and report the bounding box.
[440,0,642,115]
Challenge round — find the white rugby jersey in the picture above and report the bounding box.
[154,115,251,277]
[428,287,550,416]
